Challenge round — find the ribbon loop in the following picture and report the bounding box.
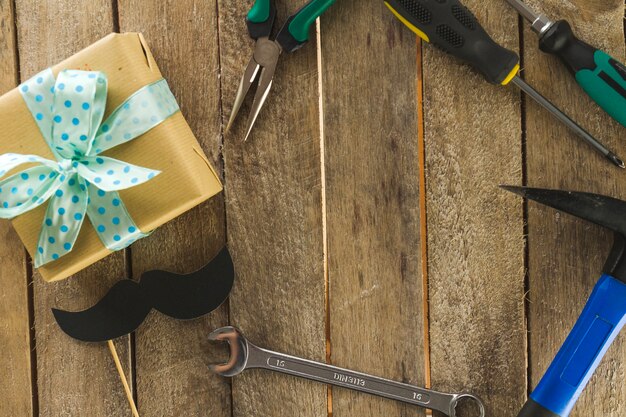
[0,165,59,218]
[91,78,179,154]
[50,70,108,158]
[0,69,180,267]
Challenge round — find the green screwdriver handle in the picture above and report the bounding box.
[539,20,626,127]
[246,0,276,40]
[384,0,520,85]
[275,0,336,53]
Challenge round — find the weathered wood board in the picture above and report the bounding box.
[218,0,327,416]
[321,1,425,417]
[524,0,626,416]
[421,1,526,415]
[117,1,230,416]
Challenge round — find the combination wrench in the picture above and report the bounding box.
[208,326,484,417]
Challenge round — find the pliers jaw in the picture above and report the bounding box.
[227,0,336,139]
[225,37,281,141]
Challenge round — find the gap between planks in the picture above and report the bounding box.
[115,3,137,413]
[416,37,432,395]
[213,1,234,416]
[10,0,39,412]
[315,16,333,417]
[515,11,531,400]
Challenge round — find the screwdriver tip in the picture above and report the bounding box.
[607,152,626,169]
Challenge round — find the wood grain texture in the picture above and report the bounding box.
[218,0,326,416]
[117,1,230,416]
[0,2,33,416]
[15,1,133,416]
[421,1,526,415]
[2,1,625,416]
[523,0,626,415]
[320,1,425,416]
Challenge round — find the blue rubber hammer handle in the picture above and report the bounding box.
[518,274,626,417]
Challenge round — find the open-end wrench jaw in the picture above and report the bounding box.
[208,326,250,377]
[501,186,626,283]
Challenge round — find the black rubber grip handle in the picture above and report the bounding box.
[517,398,560,417]
[385,0,520,84]
[538,20,596,73]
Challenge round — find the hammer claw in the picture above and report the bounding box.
[501,185,626,237]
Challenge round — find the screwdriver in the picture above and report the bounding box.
[505,0,626,128]
[384,0,625,168]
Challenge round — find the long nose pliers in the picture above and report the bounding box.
[225,0,336,140]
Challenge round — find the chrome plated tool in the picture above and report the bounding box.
[226,0,335,140]
[209,326,485,417]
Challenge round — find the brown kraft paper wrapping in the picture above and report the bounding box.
[0,33,222,281]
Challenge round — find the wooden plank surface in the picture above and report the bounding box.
[320,1,425,417]
[117,1,230,416]
[218,1,327,416]
[421,1,527,416]
[14,1,134,416]
[524,0,626,415]
[1,1,626,417]
[0,2,32,415]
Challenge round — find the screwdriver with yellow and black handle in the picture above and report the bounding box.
[384,0,625,168]
[505,0,626,128]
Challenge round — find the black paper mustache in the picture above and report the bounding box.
[52,247,234,342]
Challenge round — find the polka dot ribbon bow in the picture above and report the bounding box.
[0,68,180,267]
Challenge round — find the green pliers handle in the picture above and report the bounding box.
[276,0,336,52]
[538,20,626,127]
[246,0,335,52]
[247,0,277,39]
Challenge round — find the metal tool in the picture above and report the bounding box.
[226,0,335,140]
[384,0,624,168]
[505,0,626,127]
[502,186,626,417]
[208,326,485,417]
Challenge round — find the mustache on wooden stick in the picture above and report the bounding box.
[52,247,234,342]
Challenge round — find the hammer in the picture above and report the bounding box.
[503,186,626,417]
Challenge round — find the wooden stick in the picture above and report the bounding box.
[107,340,140,417]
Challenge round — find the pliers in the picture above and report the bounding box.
[225,0,336,140]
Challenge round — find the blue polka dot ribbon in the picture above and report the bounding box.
[0,68,180,267]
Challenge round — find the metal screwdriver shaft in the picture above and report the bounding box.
[511,76,625,168]
[504,0,552,34]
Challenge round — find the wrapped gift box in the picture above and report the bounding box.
[0,33,222,281]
